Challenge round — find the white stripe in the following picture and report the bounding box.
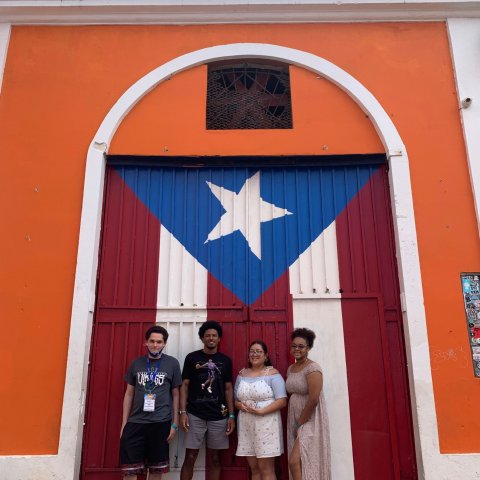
[289,220,340,296]
[156,225,208,479]
[290,221,355,480]
[157,225,208,308]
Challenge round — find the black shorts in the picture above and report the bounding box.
[120,421,171,475]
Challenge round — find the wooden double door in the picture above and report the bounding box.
[81,157,417,480]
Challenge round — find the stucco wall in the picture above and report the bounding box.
[0,22,478,460]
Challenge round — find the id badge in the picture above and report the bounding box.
[143,393,156,412]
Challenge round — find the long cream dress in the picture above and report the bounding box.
[286,361,331,480]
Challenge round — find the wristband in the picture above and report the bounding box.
[171,423,178,431]
[229,413,235,419]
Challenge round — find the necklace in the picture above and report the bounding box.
[292,357,309,372]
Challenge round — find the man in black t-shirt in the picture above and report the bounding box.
[179,321,235,480]
[120,325,182,480]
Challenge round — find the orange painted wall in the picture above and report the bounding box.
[0,23,478,455]
[110,64,382,155]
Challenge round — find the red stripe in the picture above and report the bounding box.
[98,167,161,311]
[82,167,161,477]
[336,166,417,479]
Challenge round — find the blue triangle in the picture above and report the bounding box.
[117,165,378,305]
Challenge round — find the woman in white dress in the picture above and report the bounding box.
[235,340,287,480]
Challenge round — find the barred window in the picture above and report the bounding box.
[206,62,293,130]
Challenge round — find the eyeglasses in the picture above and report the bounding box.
[290,344,307,350]
[249,350,265,355]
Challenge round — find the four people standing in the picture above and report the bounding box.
[120,323,330,479]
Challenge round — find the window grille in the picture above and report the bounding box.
[206,63,293,130]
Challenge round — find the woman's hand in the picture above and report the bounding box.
[242,398,287,416]
[235,400,246,411]
[293,421,302,438]
[236,400,257,413]
[243,404,262,415]
[240,402,257,414]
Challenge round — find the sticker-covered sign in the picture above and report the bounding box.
[461,273,480,377]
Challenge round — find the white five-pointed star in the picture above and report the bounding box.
[204,171,292,259]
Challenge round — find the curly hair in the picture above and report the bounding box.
[198,320,223,339]
[291,327,316,348]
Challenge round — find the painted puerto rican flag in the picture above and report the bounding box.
[108,162,399,480]
[116,165,377,306]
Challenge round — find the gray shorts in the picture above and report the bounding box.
[184,413,229,450]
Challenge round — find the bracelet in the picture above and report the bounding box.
[171,423,178,431]
[179,410,187,415]
[229,413,235,419]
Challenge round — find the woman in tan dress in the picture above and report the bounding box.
[286,328,331,480]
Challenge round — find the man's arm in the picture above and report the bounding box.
[179,378,190,432]
[121,384,135,437]
[172,386,180,427]
[167,386,180,442]
[224,381,235,435]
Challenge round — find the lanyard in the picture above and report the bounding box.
[145,354,162,393]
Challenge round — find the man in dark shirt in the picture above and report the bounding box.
[120,325,182,480]
[179,320,235,480]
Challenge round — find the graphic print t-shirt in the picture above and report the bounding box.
[182,350,233,421]
[125,354,182,423]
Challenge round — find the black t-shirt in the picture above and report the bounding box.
[182,350,233,421]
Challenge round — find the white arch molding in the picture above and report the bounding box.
[3,43,476,480]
